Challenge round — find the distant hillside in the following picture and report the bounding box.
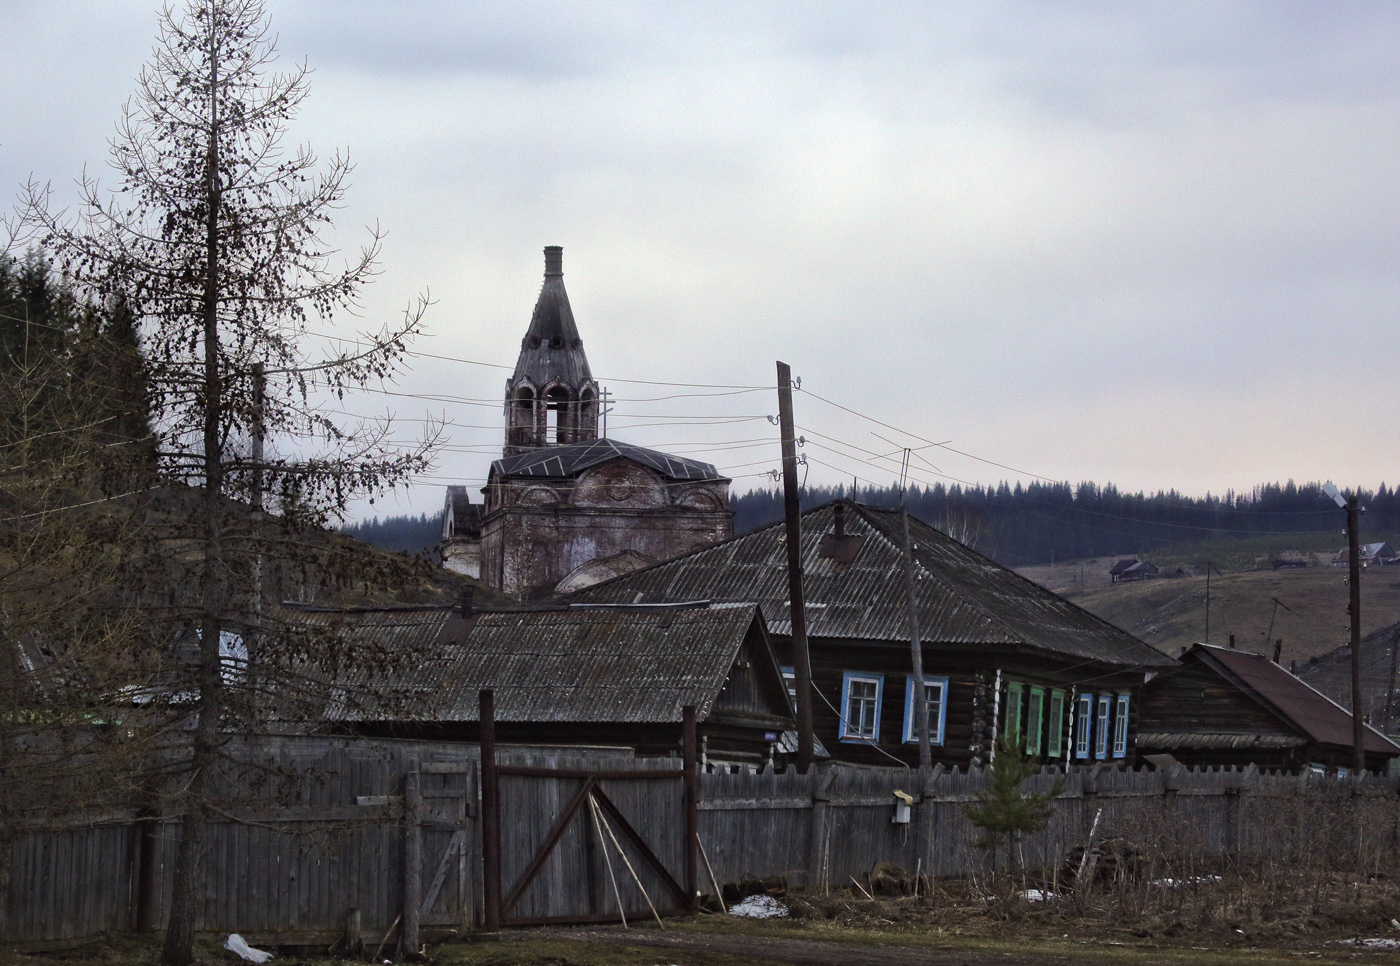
[341,512,442,561]
[734,480,1400,567]
[1019,557,1400,667]
[348,479,1399,571]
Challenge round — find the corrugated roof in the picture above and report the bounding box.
[1195,644,1400,755]
[293,602,768,725]
[1137,732,1307,750]
[570,500,1175,669]
[490,437,724,483]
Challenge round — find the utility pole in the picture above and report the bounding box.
[1347,495,1364,776]
[776,362,814,772]
[902,503,932,773]
[1324,482,1366,777]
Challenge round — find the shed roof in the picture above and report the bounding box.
[570,499,1175,669]
[291,601,780,725]
[489,437,724,484]
[1189,644,1399,755]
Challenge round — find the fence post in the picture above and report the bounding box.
[683,706,699,913]
[806,765,834,893]
[403,763,422,955]
[916,764,944,883]
[480,689,501,933]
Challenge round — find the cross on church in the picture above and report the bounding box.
[599,387,613,438]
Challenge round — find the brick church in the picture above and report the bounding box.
[441,247,733,598]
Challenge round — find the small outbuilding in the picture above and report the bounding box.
[1136,643,1400,774]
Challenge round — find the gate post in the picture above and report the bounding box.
[683,706,699,913]
[480,689,501,933]
[403,764,422,955]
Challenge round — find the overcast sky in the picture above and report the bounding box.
[4,1,1398,519]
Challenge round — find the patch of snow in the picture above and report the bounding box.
[1335,938,1400,949]
[1150,875,1223,887]
[1018,889,1057,901]
[728,894,788,919]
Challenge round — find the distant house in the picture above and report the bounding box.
[1331,542,1398,567]
[293,599,796,767]
[1137,644,1400,774]
[1110,559,1159,583]
[569,499,1177,770]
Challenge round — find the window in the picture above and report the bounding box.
[1095,694,1112,759]
[780,666,797,707]
[1112,694,1130,758]
[840,672,883,741]
[1026,687,1045,755]
[902,675,949,745]
[1047,689,1065,758]
[1075,692,1093,759]
[1004,682,1023,742]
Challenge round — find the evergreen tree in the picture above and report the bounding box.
[18,3,437,962]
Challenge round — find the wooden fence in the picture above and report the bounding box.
[7,739,1400,945]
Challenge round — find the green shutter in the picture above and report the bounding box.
[1047,689,1065,757]
[1027,687,1045,756]
[1004,682,1023,742]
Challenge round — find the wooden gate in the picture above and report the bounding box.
[478,692,699,928]
[402,759,478,949]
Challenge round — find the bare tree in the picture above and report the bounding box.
[16,2,437,962]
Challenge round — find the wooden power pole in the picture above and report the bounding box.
[776,361,814,772]
[1348,495,1364,776]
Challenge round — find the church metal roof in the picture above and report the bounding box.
[510,246,593,389]
[489,437,725,483]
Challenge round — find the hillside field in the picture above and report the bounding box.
[1018,557,1400,667]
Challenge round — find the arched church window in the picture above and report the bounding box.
[579,387,597,436]
[511,387,536,444]
[544,386,570,444]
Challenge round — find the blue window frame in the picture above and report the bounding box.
[1075,692,1093,759]
[1112,694,1131,758]
[840,672,883,742]
[902,675,950,745]
[1095,694,1112,759]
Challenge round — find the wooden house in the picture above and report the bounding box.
[568,499,1177,769]
[1137,643,1400,774]
[1330,542,1398,567]
[1110,559,1159,582]
[291,599,795,766]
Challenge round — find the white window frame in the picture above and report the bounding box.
[1112,694,1130,758]
[840,672,884,742]
[1095,694,1112,760]
[902,675,950,746]
[1075,692,1094,759]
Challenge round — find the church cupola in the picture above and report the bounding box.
[503,246,600,455]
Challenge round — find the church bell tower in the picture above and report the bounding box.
[503,247,599,456]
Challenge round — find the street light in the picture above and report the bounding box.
[1324,481,1365,777]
